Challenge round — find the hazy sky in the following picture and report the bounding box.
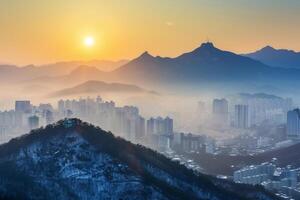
[0,0,299,65]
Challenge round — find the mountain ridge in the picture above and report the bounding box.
[244,46,300,68]
[112,42,277,85]
[49,80,158,97]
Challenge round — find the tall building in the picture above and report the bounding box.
[287,109,300,139]
[164,117,173,135]
[28,115,39,130]
[212,98,228,126]
[57,100,65,114]
[234,105,249,129]
[147,117,155,135]
[136,116,145,139]
[146,117,173,135]
[15,101,31,113]
[129,116,145,141]
[230,93,293,126]
[198,101,205,113]
[146,117,174,150]
[180,133,206,153]
[44,110,54,125]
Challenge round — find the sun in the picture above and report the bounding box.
[84,36,95,47]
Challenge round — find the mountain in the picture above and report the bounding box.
[5,43,300,94]
[0,59,126,83]
[244,46,300,68]
[49,80,157,97]
[113,42,273,85]
[0,119,277,200]
[40,59,128,73]
[23,66,109,89]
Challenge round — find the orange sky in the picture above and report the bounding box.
[0,0,299,65]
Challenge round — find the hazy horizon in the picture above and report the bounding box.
[1,0,300,65]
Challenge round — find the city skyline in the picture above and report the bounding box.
[1,1,300,199]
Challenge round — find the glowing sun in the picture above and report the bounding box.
[84,36,95,47]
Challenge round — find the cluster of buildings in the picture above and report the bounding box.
[56,97,176,150]
[233,162,300,199]
[57,97,174,150]
[171,132,216,154]
[287,108,300,140]
[0,97,175,151]
[211,98,251,129]
[0,101,54,142]
[193,94,298,155]
[209,94,293,130]
[58,97,145,142]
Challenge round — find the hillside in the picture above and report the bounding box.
[0,119,277,200]
[0,59,126,83]
[182,142,300,176]
[49,80,156,97]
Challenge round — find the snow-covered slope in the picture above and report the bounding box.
[0,119,278,200]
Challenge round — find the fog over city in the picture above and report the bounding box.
[1,1,300,199]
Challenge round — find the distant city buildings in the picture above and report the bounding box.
[212,98,229,127]
[229,94,293,126]
[287,108,300,140]
[180,133,206,153]
[170,132,216,154]
[234,104,249,129]
[146,117,174,151]
[15,100,32,113]
[55,97,176,150]
[234,162,300,199]
[234,162,276,185]
[28,115,39,130]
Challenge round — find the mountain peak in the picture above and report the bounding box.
[191,42,219,54]
[261,45,275,51]
[244,45,300,68]
[200,42,215,49]
[140,51,153,58]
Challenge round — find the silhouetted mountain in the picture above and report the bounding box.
[244,46,300,68]
[5,43,300,94]
[0,60,126,83]
[0,119,277,200]
[41,59,128,73]
[24,66,108,88]
[110,42,300,93]
[115,42,268,81]
[49,80,157,97]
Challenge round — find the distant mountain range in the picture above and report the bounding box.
[113,42,271,84]
[4,42,300,95]
[244,46,300,68]
[0,119,277,200]
[111,43,300,92]
[0,59,127,83]
[49,80,157,97]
